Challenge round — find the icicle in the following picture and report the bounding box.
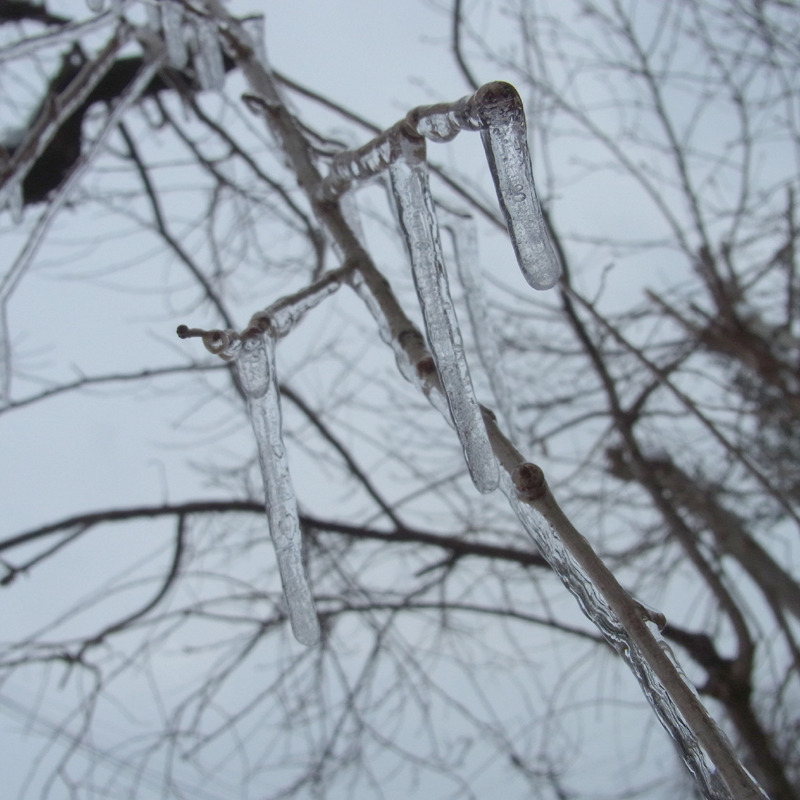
[319,82,559,290]
[161,1,188,69]
[389,136,498,494]
[473,83,560,290]
[441,209,516,437]
[191,15,225,91]
[236,332,320,646]
[85,0,104,11]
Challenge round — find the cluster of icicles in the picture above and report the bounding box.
[51,4,762,797]
[83,0,239,91]
[181,79,561,645]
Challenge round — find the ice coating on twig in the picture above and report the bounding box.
[160,1,188,69]
[241,15,268,69]
[0,31,131,214]
[346,271,431,386]
[506,487,747,798]
[0,14,118,62]
[250,272,342,337]
[389,137,499,493]
[1,55,163,401]
[177,268,346,359]
[236,332,320,646]
[192,15,225,91]
[8,181,22,225]
[495,457,767,800]
[442,209,515,436]
[320,137,393,200]
[472,83,560,291]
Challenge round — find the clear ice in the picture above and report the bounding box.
[160,1,188,69]
[389,138,499,494]
[192,15,225,91]
[442,210,515,436]
[236,332,321,646]
[320,82,560,292]
[169,34,760,792]
[503,473,767,800]
[472,84,561,291]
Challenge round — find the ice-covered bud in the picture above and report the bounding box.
[512,461,547,501]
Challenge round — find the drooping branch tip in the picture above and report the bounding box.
[512,462,547,502]
[176,324,202,339]
[176,324,240,360]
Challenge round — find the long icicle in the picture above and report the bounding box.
[236,330,320,646]
[185,15,769,794]
[440,208,516,438]
[389,135,498,494]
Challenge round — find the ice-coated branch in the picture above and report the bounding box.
[0,27,132,215]
[317,81,560,291]
[485,419,767,800]
[1,52,164,400]
[177,263,348,359]
[1,46,156,297]
[389,136,498,493]
[0,10,125,62]
[236,331,320,646]
[180,11,769,797]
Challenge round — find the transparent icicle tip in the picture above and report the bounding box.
[237,333,321,646]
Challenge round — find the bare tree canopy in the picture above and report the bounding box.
[1,1,798,799]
